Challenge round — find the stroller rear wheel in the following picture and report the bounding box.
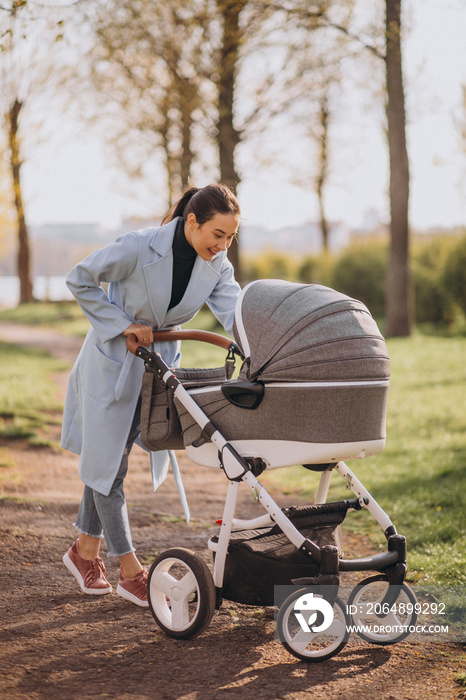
[347,574,418,645]
[147,547,216,639]
[276,587,350,662]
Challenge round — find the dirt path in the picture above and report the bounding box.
[0,321,464,699]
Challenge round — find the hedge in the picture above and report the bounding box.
[242,234,466,328]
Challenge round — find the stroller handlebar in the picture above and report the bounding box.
[126,329,243,357]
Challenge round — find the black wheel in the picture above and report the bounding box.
[276,587,350,662]
[147,547,216,639]
[347,574,418,645]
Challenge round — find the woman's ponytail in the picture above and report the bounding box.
[162,184,240,225]
[162,186,199,224]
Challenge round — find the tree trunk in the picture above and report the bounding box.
[179,79,194,189]
[216,0,246,281]
[8,98,34,304]
[317,182,329,252]
[160,116,175,208]
[385,0,411,336]
[316,92,330,251]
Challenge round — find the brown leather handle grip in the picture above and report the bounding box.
[126,333,144,356]
[126,329,235,356]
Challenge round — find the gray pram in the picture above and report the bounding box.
[128,280,417,662]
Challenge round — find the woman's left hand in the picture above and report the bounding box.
[122,323,154,347]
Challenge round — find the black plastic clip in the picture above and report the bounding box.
[225,344,237,380]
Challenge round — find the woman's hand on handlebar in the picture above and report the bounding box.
[122,323,153,347]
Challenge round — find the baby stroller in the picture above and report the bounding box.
[127,280,417,662]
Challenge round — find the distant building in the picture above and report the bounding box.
[32,222,114,246]
[240,220,350,254]
[28,223,117,277]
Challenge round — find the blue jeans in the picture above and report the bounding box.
[74,399,141,557]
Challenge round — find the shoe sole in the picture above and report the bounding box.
[116,583,149,607]
[63,552,112,595]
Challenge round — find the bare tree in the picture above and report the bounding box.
[7,96,33,302]
[314,87,331,249]
[203,0,298,274]
[282,0,412,335]
[0,141,15,259]
[285,37,349,251]
[214,0,246,193]
[454,83,466,191]
[70,0,211,208]
[460,84,466,155]
[1,0,67,304]
[384,0,411,336]
[1,3,37,303]
[73,0,285,279]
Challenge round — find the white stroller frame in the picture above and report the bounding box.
[128,329,418,662]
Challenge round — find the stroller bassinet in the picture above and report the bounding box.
[141,279,390,469]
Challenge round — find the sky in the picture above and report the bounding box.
[21,0,466,234]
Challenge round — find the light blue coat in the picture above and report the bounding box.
[61,218,240,495]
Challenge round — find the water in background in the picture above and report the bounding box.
[0,276,73,308]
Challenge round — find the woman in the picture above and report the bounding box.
[61,184,241,607]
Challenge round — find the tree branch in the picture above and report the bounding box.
[323,17,385,60]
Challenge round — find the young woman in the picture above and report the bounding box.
[61,184,241,606]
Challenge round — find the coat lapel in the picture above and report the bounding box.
[143,221,176,328]
[143,218,223,329]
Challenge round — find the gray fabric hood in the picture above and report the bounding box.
[233,280,390,383]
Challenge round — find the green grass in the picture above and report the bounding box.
[261,334,466,587]
[0,301,90,337]
[0,341,67,443]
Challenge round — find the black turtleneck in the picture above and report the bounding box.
[168,217,197,310]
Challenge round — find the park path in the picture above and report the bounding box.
[0,320,464,699]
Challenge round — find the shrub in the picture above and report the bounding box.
[441,234,466,313]
[297,255,319,283]
[297,254,335,287]
[330,240,388,317]
[242,251,299,283]
[242,234,464,329]
[413,266,454,324]
[412,238,456,325]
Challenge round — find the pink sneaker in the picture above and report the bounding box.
[63,540,112,595]
[116,567,149,607]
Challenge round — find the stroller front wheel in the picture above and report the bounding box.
[276,588,350,662]
[347,574,418,645]
[147,547,216,639]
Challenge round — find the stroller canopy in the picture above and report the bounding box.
[233,280,390,383]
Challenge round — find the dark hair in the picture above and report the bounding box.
[162,184,240,225]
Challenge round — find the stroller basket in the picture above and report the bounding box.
[210,502,348,606]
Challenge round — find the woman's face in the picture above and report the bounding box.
[185,212,239,261]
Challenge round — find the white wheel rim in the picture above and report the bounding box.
[351,582,414,642]
[281,597,347,658]
[149,557,200,632]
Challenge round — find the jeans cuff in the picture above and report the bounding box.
[106,546,136,558]
[73,523,104,539]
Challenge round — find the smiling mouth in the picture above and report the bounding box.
[208,248,217,256]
